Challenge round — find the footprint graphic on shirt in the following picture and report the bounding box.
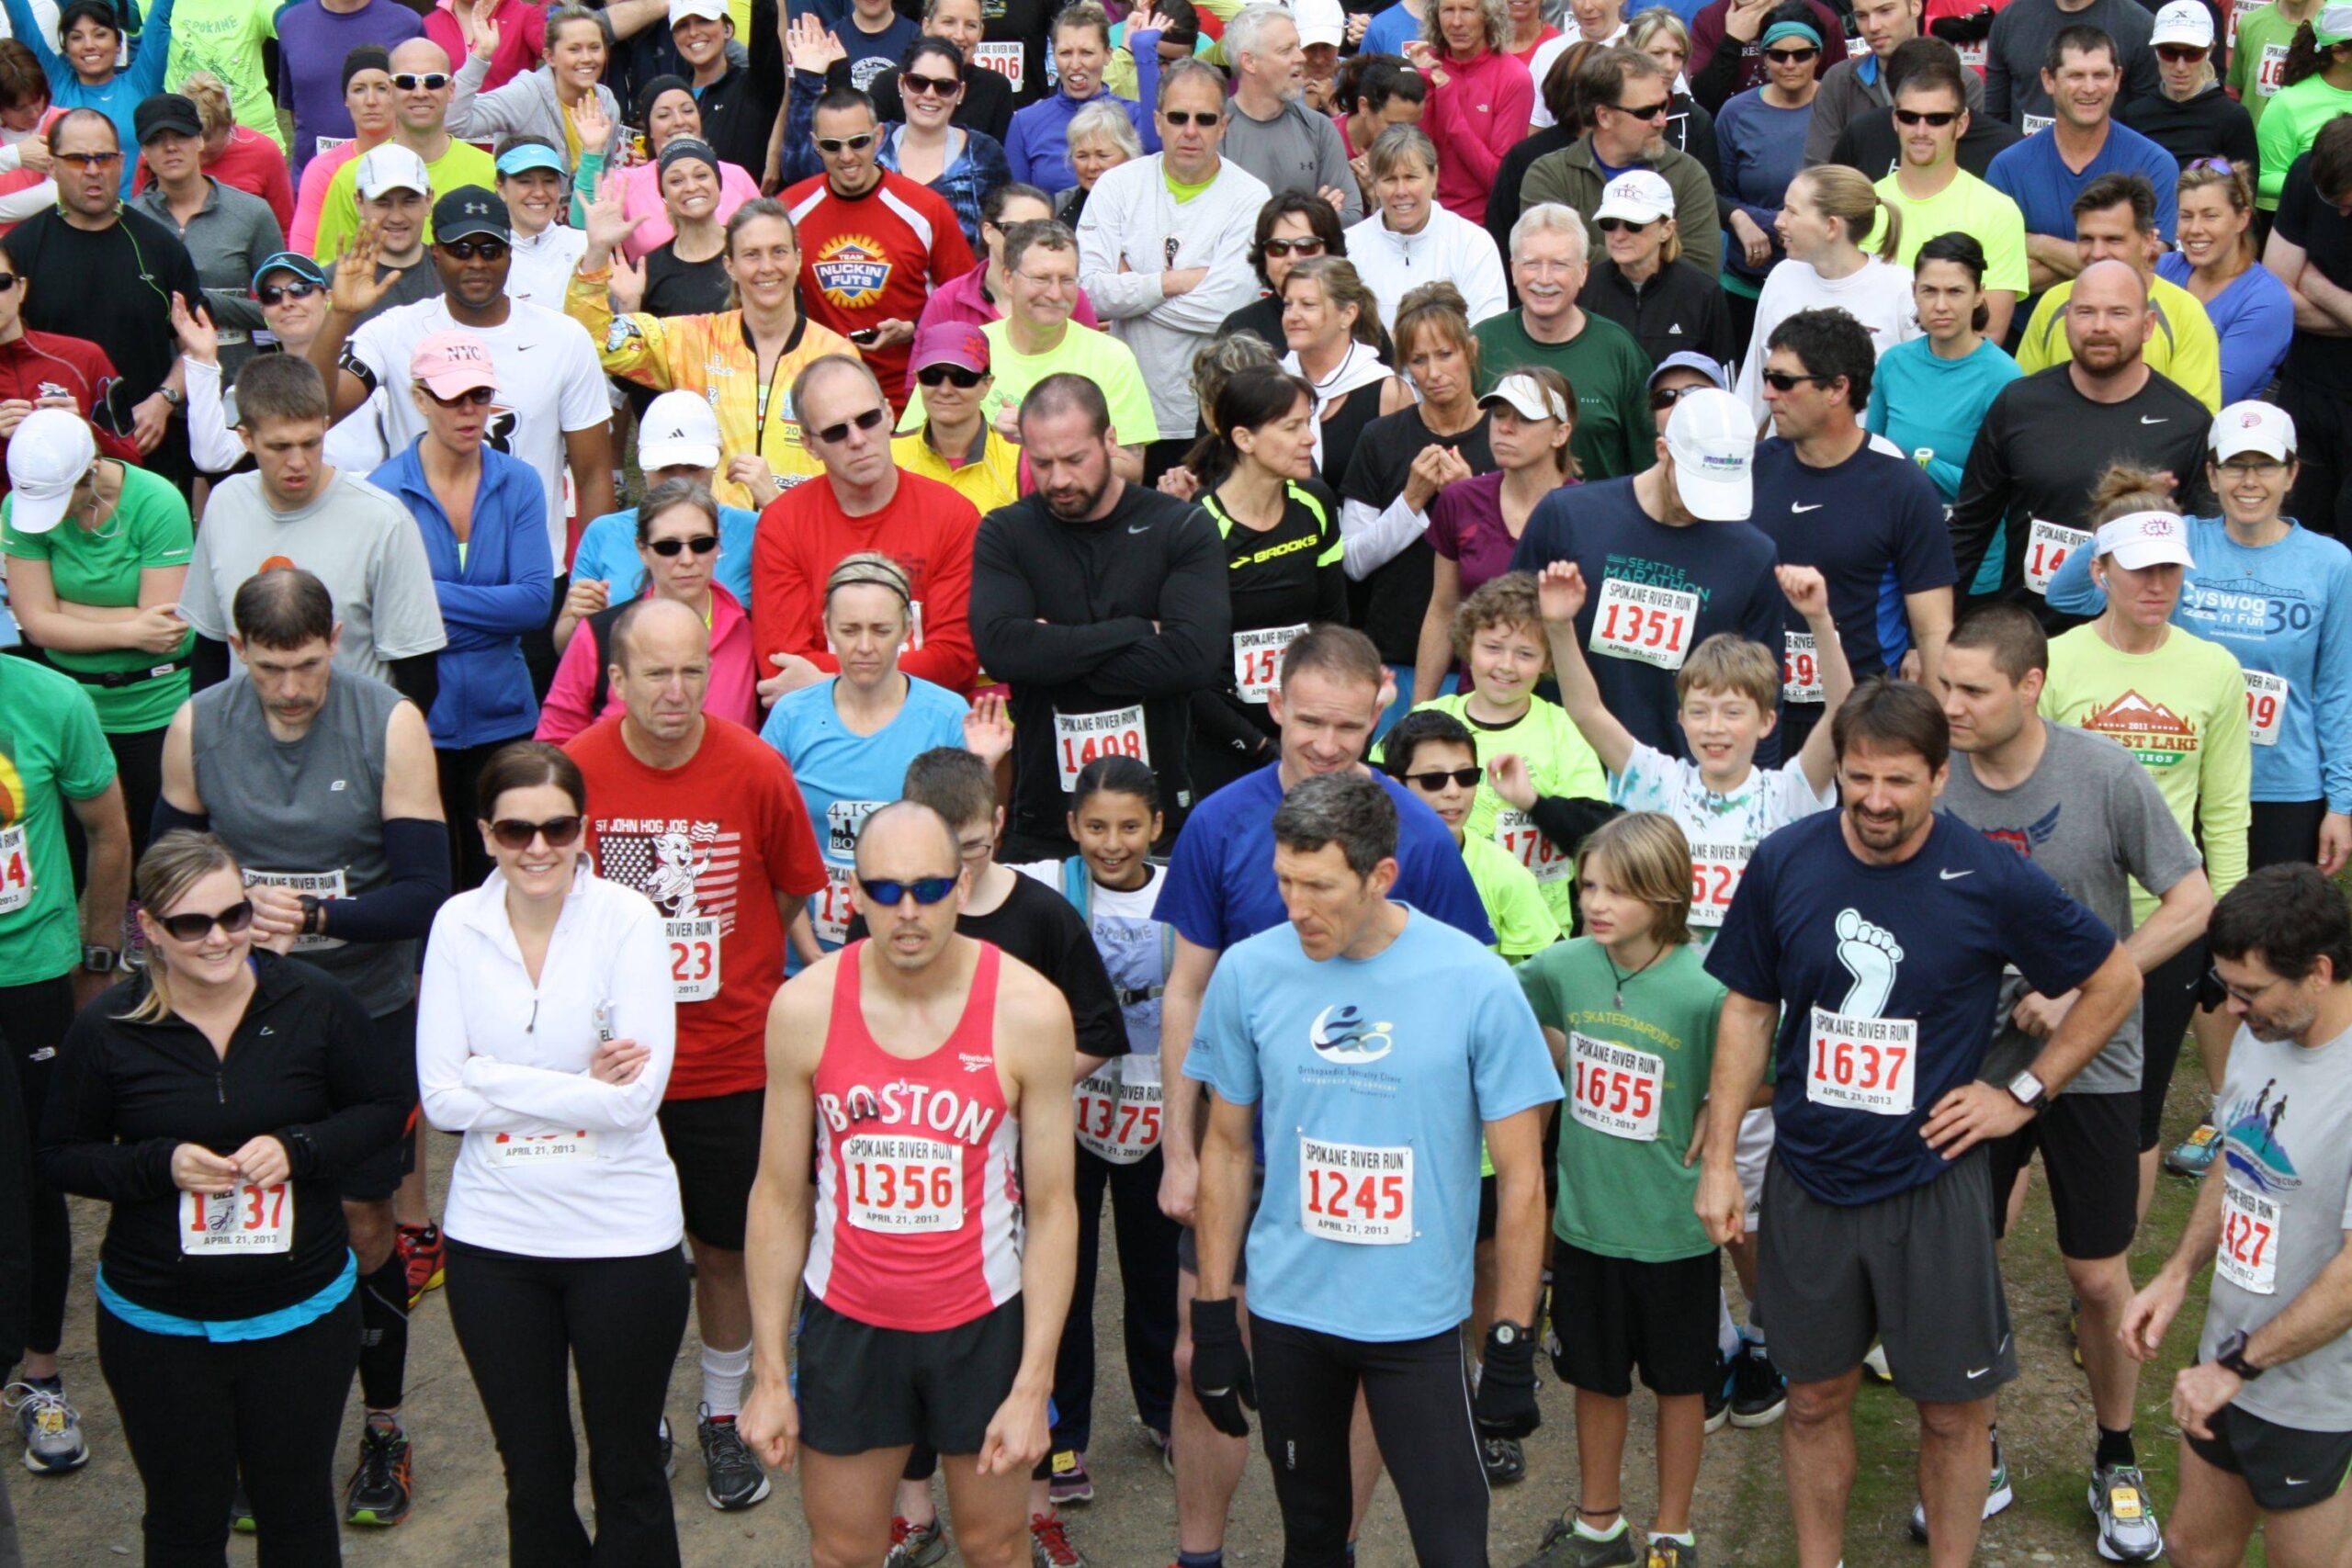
[1834,908,1905,1019]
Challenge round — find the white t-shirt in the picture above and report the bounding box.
[1012,859,1169,1056]
[1734,254,1922,420]
[506,224,589,311]
[1610,740,1836,943]
[337,296,609,564]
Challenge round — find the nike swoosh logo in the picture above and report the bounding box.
[1128,525,1149,535]
[2139,416,2166,424]
[1966,1365,1991,1378]
[1940,868,1974,880]
[2284,1475,2312,1485]
[1792,502,1824,513]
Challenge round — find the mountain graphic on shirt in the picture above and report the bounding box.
[2222,1077,2302,1196]
[2081,691,2198,768]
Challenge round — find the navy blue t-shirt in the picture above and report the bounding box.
[1703,809,2117,1205]
[1510,475,1784,764]
[1749,438,1956,690]
[1153,764,1496,951]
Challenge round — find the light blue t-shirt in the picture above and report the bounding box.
[569,502,758,604]
[1183,908,1562,1341]
[760,674,971,964]
[2044,515,2352,812]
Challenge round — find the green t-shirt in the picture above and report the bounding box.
[2256,71,2352,208]
[3,464,196,732]
[1461,829,1563,962]
[1871,168,2030,296]
[167,0,285,148]
[1471,310,1657,481]
[1517,938,1726,1262]
[2228,3,2307,133]
[0,658,117,986]
[312,139,500,261]
[898,319,1163,447]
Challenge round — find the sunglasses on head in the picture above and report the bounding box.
[1261,237,1325,258]
[1893,107,1960,127]
[916,364,985,389]
[441,237,509,261]
[859,874,959,907]
[901,71,960,96]
[1611,97,1672,120]
[256,279,320,305]
[1162,108,1222,126]
[812,405,888,444]
[2155,43,2209,62]
[814,131,877,154]
[648,533,718,557]
[1596,216,1656,233]
[488,816,584,851]
[425,385,496,407]
[390,72,450,91]
[1404,766,1482,791]
[156,900,254,942]
[1765,45,1818,62]
[1759,368,1833,391]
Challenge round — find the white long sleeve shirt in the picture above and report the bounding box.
[1343,207,1510,333]
[417,867,684,1259]
[1076,152,1272,436]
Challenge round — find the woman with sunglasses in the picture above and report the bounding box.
[1277,255,1411,490]
[0,0,176,194]
[1403,0,1534,225]
[1730,164,1915,418]
[1002,1,1156,197]
[538,478,763,743]
[1579,170,1736,370]
[868,0,1012,144]
[447,2,622,178]
[2120,5,2258,169]
[1218,190,1349,353]
[415,740,689,1567]
[174,252,392,480]
[876,38,1010,252]
[2158,160,2293,404]
[1715,12,1823,302]
[40,829,404,1564]
[368,330,552,888]
[760,551,972,963]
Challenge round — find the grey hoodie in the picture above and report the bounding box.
[447,55,625,174]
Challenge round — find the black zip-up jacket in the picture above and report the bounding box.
[1581,257,1739,375]
[40,954,404,1324]
[970,480,1231,858]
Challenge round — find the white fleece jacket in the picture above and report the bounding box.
[1343,206,1510,333]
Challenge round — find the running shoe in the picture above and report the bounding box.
[2090,1462,2164,1562]
[1049,1449,1094,1506]
[1519,1517,1639,1568]
[1030,1511,1088,1567]
[658,1416,675,1479]
[1728,1341,1785,1428]
[1703,1348,1733,1435]
[1645,1539,1698,1568]
[698,1406,772,1510]
[2165,1121,2221,1178]
[6,1382,88,1475]
[344,1416,413,1526]
[1142,1422,1174,1475]
[230,1478,255,1533]
[1905,1435,2013,1542]
[396,1222,446,1308]
[1482,1436,1527,1484]
[887,1515,950,1568]
[1861,1342,1894,1382]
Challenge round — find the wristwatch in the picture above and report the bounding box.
[157,386,183,409]
[2214,1329,2265,1381]
[1489,1321,1530,1350]
[2007,1069,2049,1113]
[298,894,324,937]
[81,943,119,975]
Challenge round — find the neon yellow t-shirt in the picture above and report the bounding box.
[1871,167,2030,296]
[898,320,1162,447]
[2014,274,2225,412]
[312,139,500,262]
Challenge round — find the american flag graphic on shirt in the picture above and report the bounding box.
[589,818,744,937]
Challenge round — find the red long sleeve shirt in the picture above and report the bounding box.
[0,330,143,481]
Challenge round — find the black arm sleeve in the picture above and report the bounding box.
[152,796,209,842]
[387,653,438,717]
[1528,794,1623,862]
[1691,36,1746,114]
[315,818,452,944]
[191,635,230,693]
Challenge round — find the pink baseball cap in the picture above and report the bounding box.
[410,331,498,400]
[910,320,989,376]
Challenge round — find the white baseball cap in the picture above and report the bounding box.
[2094,511,2196,570]
[1663,389,1754,522]
[355,142,431,201]
[2210,400,2296,462]
[1477,372,1570,424]
[4,408,96,536]
[1593,169,1676,226]
[639,390,723,472]
[2314,0,2352,45]
[669,0,729,26]
[1295,0,1346,48]
[2150,1,2215,48]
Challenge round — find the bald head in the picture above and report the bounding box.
[609,597,711,747]
[614,596,708,670]
[854,800,962,877]
[2064,258,2153,380]
[390,37,450,73]
[2075,257,2147,306]
[390,39,455,136]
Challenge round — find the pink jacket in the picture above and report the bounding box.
[1421,48,1533,227]
[617,156,763,264]
[289,141,363,257]
[534,584,760,743]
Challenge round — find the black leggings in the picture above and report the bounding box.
[96,1292,359,1567]
[2139,939,2210,1151]
[445,1238,692,1568]
[436,735,535,893]
[1250,1314,1489,1568]
[108,722,167,863]
[1052,1144,1182,1452]
[3,976,74,1359]
[2248,798,2328,874]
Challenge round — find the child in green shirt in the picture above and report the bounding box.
[1382,707,1564,964]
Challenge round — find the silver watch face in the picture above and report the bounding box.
[2009,1071,2043,1104]
[1494,1324,1520,1346]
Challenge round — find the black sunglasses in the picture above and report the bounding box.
[1611,97,1672,120]
[1596,216,1656,233]
[1261,237,1325,258]
[441,237,509,261]
[859,874,959,907]
[390,72,451,91]
[1650,383,1705,411]
[425,385,496,407]
[814,131,877,154]
[916,364,985,389]
[1764,46,1818,62]
[648,534,718,557]
[1404,767,1483,791]
[812,406,888,444]
[157,900,255,942]
[488,816,584,851]
[2155,44,2209,62]
[1893,107,1960,127]
[0,273,17,292]
[255,279,320,305]
[1162,108,1222,126]
[1759,369,1834,391]
[901,71,961,96]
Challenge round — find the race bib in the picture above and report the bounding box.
[1958,39,1986,69]
[2023,518,2090,597]
[180,1183,291,1255]
[2022,113,2054,135]
[844,1132,965,1233]
[1567,1032,1663,1142]
[1299,1137,1413,1245]
[2243,669,2288,748]
[1805,1008,1918,1115]
[1687,840,1750,929]
[1233,624,1305,705]
[1783,630,1821,704]
[1589,578,1699,671]
[1074,1055,1163,1164]
[0,821,31,916]
[1495,807,1572,884]
[490,1130,599,1164]
[2256,41,2290,94]
[1054,705,1148,792]
[667,916,720,1002]
[973,39,1024,90]
[2217,1179,2279,1294]
[813,863,857,947]
[243,867,347,952]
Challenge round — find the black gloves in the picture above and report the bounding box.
[1474,1321,1543,1439]
[1189,1296,1258,1438]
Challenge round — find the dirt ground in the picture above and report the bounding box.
[17,1086,2226,1567]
